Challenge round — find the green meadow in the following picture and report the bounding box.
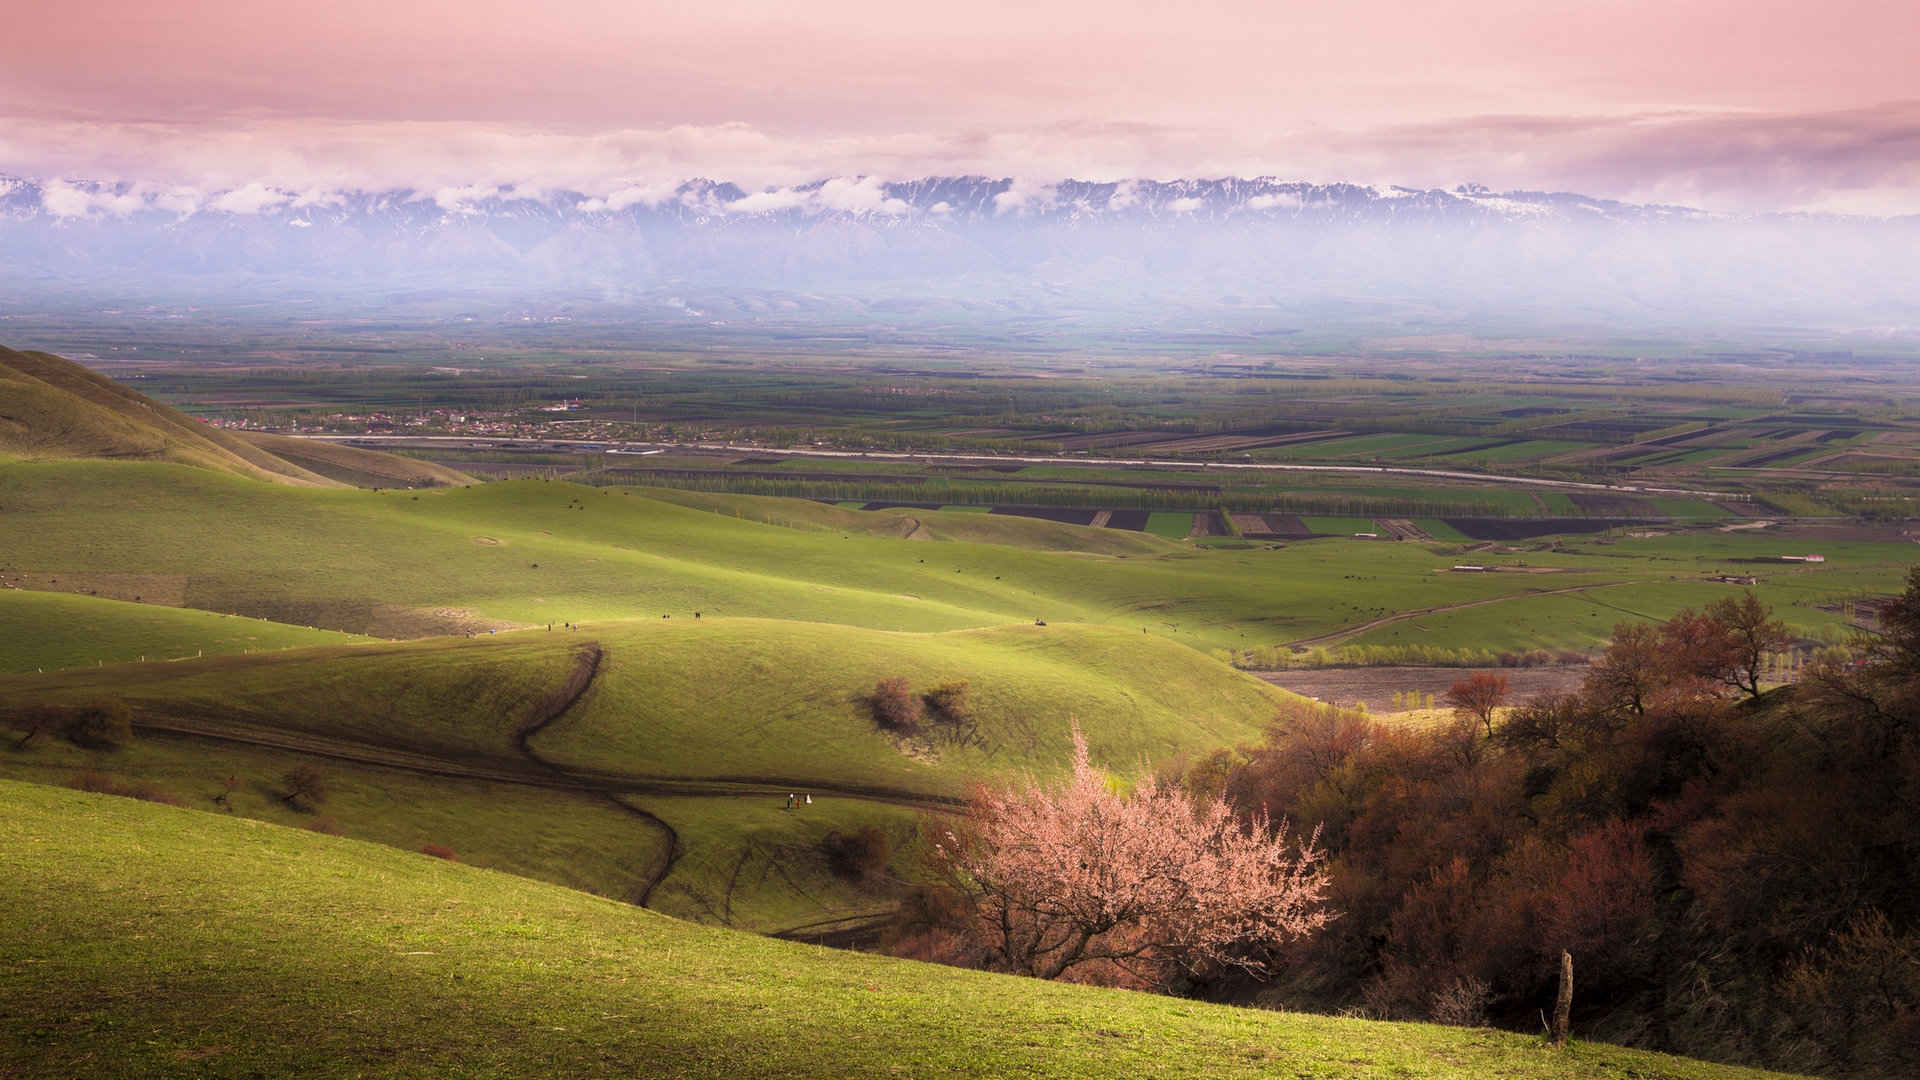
[0,589,367,674]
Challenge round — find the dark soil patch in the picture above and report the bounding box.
[1732,447,1821,468]
[1442,439,1526,456]
[1260,513,1314,538]
[1498,407,1570,419]
[1105,509,1151,531]
[862,501,943,511]
[1638,426,1724,447]
[988,506,1098,526]
[1442,518,1658,540]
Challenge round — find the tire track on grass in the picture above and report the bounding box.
[511,642,682,907]
[1279,581,1651,650]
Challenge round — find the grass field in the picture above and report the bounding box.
[1144,511,1197,538]
[0,618,1292,930]
[1302,516,1380,535]
[5,459,1913,662]
[0,781,1802,1080]
[0,590,368,673]
[4,460,1909,661]
[4,620,1288,797]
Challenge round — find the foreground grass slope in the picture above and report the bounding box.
[0,782,1799,1080]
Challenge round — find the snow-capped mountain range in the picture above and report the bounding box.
[1,174,1915,347]
[0,174,1734,227]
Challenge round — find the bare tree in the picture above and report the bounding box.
[1704,593,1793,698]
[280,764,329,811]
[1444,672,1510,737]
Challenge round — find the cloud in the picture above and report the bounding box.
[1246,192,1302,210]
[431,184,508,214]
[723,176,909,216]
[725,187,812,214]
[208,182,293,214]
[993,179,1056,215]
[1167,196,1203,212]
[39,179,146,217]
[578,181,677,212]
[815,176,909,215]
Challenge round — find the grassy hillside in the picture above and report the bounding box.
[233,430,477,488]
[0,459,1677,650]
[0,620,1290,930]
[0,590,368,673]
[0,346,341,486]
[0,781,1800,1080]
[0,621,1284,789]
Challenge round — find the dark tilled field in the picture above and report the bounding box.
[1732,447,1821,468]
[988,506,1098,525]
[1440,438,1526,456]
[1442,517,1658,540]
[1257,665,1590,713]
[1105,509,1151,531]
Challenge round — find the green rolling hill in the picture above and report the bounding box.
[0,781,1801,1080]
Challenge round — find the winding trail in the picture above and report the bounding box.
[127,640,961,910]
[510,643,679,906]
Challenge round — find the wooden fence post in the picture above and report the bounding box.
[1551,950,1573,1048]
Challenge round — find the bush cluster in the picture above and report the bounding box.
[65,770,185,807]
[1196,586,1919,1077]
[868,677,977,744]
[821,826,891,882]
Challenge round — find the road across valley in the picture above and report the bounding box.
[297,433,1748,500]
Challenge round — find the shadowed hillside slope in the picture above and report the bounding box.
[0,346,472,488]
[0,345,341,485]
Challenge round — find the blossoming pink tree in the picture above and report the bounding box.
[936,728,1333,985]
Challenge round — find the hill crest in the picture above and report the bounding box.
[0,346,470,488]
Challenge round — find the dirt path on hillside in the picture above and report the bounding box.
[126,642,960,909]
[1281,581,1648,650]
[511,644,680,906]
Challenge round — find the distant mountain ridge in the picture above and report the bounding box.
[0,173,1755,226]
[2,175,1915,348]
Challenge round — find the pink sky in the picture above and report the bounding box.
[2,0,1916,211]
